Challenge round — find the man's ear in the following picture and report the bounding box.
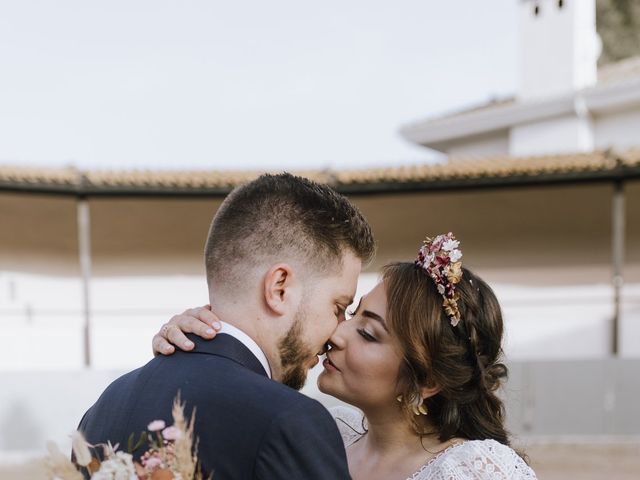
[263,263,296,315]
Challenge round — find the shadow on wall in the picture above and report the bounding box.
[0,401,42,450]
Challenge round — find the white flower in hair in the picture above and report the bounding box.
[415,232,464,328]
[442,238,460,252]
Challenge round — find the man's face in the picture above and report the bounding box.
[277,250,362,390]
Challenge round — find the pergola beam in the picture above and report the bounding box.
[611,180,625,356]
[77,197,92,367]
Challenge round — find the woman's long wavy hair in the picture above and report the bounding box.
[383,262,511,446]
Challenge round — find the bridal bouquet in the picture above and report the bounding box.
[44,395,206,480]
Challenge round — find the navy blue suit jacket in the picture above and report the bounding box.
[78,333,351,479]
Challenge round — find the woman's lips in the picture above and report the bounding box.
[323,354,340,372]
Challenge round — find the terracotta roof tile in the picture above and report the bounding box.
[80,169,333,189]
[621,148,640,167]
[0,165,78,186]
[83,169,260,189]
[334,151,618,186]
[1,150,638,195]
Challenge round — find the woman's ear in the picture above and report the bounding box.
[420,384,441,400]
[263,263,295,315]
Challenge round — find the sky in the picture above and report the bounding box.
[0,1,518,171]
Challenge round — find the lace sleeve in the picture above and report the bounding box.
[328,405,366,448]
[423,440,537,480]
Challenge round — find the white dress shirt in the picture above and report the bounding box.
[217,321,272,379]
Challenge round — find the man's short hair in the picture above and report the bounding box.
[204,173,375,290]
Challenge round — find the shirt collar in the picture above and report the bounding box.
[217,321,272,379]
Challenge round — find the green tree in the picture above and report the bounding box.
[597,0,640,65]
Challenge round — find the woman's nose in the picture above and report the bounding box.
[328,320,348,349]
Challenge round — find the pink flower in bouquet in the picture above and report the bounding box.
[162,426,182,441]
[145,455,163,470]
[147,420,166,432]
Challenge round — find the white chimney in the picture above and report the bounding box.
[517,0,599,101]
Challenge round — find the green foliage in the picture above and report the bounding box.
[597,0,640,65]
[126,431,148,454]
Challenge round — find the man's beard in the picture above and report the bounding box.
[278,310,315,391]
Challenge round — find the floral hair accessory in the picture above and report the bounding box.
[415,232,463,327]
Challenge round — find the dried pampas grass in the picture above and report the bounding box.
[171,393,205,480]
[44,441,84,480]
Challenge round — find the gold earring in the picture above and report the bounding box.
[412,400,428,416]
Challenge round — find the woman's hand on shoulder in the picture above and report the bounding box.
[152,305,222,356]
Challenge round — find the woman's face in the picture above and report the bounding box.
[317,281,405,410]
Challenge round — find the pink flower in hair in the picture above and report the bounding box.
[415,232,463,327]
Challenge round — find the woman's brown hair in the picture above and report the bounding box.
[383,262,511,445]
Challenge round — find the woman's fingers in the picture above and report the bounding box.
[152,305,222,356]
[162,322,194,351]
[178,305,221,331]
[168,306,221,341]
[152,333,176,356]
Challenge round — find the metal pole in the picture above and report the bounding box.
[77,197,92,367]
[611,181,625,356]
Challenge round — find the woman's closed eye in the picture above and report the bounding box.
[357,327,377,342]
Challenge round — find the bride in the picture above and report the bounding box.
[152,233,537,479]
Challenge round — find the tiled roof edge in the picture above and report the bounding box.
[1,150,639,196]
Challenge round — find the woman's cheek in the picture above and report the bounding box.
[353,348,386,379]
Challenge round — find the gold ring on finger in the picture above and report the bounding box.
[161,324,171,337]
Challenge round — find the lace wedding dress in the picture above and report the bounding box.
[331,406,537,480]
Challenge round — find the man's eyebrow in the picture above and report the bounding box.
[362,309,388,332]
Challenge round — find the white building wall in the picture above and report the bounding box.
[594,108,640,150]
[0,271,209,370]
[517,0,598,101]
[509,114,594,156]
[1,269,638,372]
[441,132,509,158]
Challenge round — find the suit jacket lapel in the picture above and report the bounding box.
[187,333,269,378]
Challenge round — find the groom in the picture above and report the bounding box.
[77,173,375,479]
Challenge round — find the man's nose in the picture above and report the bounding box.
[328,321,348,349]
